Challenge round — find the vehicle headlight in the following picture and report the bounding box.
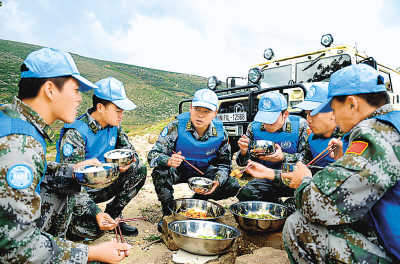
[207,76,219,90]
[321,34,334,47]
[263,48,274,60]
[248,68,262,84]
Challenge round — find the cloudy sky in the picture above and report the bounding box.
[1,0,399,80]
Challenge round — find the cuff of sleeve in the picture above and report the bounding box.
[236,151,250,166]
[158,155,170,167]
[272,170,284,187]
[294,176,312,208]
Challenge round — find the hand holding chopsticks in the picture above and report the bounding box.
[113,217,144,256]
[171,150,205,175]
[306,145,337,167]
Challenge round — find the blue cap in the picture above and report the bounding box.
[254,92,287,124]
[317,64,386,112]
[294,82,331,116]
[95,77,136,111]
[192,89,218,111]
[21,48,97,92]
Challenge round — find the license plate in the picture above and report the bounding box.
[217,112,247,122]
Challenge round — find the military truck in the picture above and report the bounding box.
[179,34,400,152]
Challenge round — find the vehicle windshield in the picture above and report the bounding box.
[260,65,292,88]
[296,54,351,83]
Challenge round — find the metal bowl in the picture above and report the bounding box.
[73,163,119,189]
[168,220,241,255]
[229,201,287,232]
[188,177,213,193]
[104,149,134,167]
[172,198,225,221]
[250,140,276,157]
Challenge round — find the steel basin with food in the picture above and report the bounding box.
[104,149,134,166]
[188,177,213,193]
[250,140,276,157]
[168,220,241,255]
[173,198,225,221]
[229,201,287,232]
[74,163,119,189]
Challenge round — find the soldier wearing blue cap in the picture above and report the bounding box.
[282,64,400,263]
[0,48,131,263]
[235,91,310,202]
[44,77,146,240]
[148,89,240,232]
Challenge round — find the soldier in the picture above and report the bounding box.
[0,48,130,263]
[281,64,400,263]
[47,76,146,240]
[148,89,240,231]
[236,91,309,202]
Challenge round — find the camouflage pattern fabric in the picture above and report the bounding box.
[41,111,146,240]
[283,104,399,263]
[0,98,88,263]
[147,118,239,215]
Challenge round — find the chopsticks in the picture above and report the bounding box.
[306,145,337,167]
[112,217,144,256]
[172,150,205,175]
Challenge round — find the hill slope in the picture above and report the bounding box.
[0,39,205,125]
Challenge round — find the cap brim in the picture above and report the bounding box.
[72,74,98,92]
[294,100,322,111]
[112,98,137,111]
[254,111,280,124]
[192,101,217,111]
[310,98,332,116]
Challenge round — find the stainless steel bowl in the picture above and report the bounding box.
[172,198,225,221]
[188,177,213,193]
[168,220,241,255]
[104,149,134,167]
[229,201,287,232]
[250,140,276,157]
[74,163,119,189]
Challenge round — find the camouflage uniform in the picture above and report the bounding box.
[41,111,146,240]
[148,116,240,215]
[0,98,88,263]
[236,117,310,202]
[283,104,398,263]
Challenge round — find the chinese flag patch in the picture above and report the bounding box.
[345,141,369,155]
[306,128,312,136]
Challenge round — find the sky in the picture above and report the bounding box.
[1,0,399,81]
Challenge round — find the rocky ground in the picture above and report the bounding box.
[88,134,290,264]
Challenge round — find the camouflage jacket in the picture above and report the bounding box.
[295,104,400,257]
[0,97,88,263]
[147,117,231,185]
[236,116,310,166]
[57,110,141,215]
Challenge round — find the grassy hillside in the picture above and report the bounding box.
[0,39,205,126]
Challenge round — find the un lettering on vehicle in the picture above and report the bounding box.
[217,113,247,122]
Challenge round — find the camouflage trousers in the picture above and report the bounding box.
[236,178,294,202]
[151,166,240,215]
[283,210,392,264]
[40,164,147,241]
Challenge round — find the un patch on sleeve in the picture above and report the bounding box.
[63,143,74,157]
[6,164,34,189]
[160,127,168,137]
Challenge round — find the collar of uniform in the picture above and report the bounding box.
[13,96,55,143]
[261,118,291,133]
[368,104,393,119]
[86,111,103,134]
[186,120,217,138]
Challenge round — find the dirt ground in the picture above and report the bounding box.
[87,135,290,264]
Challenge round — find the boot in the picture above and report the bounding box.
[119,222,139,237]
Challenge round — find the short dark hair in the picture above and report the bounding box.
[17,63,72,100]
[334,91,389,107]
[90,94,112,113]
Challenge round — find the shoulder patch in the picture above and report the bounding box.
[161,127,168,137]
[345,141,368,155]
[306,128,312,136]
[6,164,34,189]
[63,143,74,157]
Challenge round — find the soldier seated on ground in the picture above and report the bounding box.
[235,91,309,203]
[0,47,130,263]
[282,64,400,263]
[41,77,146,241]
[147,89,241,232]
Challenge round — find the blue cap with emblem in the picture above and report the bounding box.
[21,48,98,92]
[254,92,288,124]
[192,89,218,111]
[317,64,387,112]
[95,77,136,111]
[294,82,331,116]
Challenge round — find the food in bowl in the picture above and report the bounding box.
[238,211,281,220]
[179,208,208,219]
[250,140,276,157]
